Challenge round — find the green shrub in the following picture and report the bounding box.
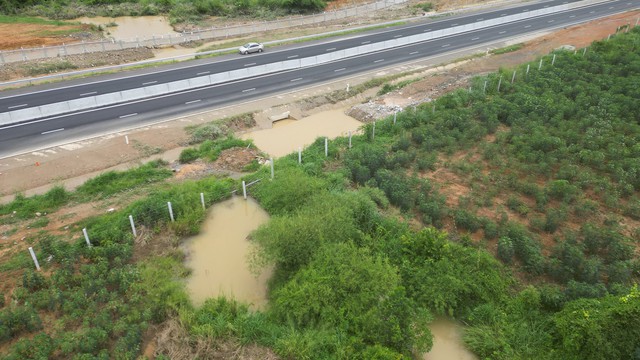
[179,148,200,163]
[497,236,515,264]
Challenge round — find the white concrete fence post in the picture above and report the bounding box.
[393,111,397,125]
[552,54,556,66]
[538,58,543,70]
[511,70,516,84]
[348,131,352,149]
[497,75,503,92]
[372,121,376,140]
[28,247,40,271]
[200,192,205,210]
[83,228,92,247]
[167,202,175,222]
[324,137,328,157]
[298,147,302,164]
[242,181,247,200]
[129,215,137,237]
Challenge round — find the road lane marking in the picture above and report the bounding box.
[499,31,506,34]
[79,92,97,97]
[570,15,576,18]
[441,44,450,47]
[185,100,201,105]
[197,71,210,75]
[287,55,298,58]
[423,28,432,31]
[8,104,28,109]
[394,35,402,38]
[290,78,303,82]
[501,13,507,16]
[476,18,483,20]
[119,113,137,118]
[41,128,64,135]
[142,81,157,85]
[590,10,595,13]
[451,23,458,26]
[361,41,371,44]
[524,25,531,28]
[334,68,346,72]
[242,88,255,92]
[374,59,384,63]
[410,51,419,54]
[548,20,554,23]
[326,47,336,51]
[244,63,256,67]
[471,37,480,40]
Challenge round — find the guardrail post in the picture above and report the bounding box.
[167,202,175,222]
[242,181,247,200]
[129,215,137,237]
[83,228,92,247]
[393,111,397,125]
[483,80,487,93]
[552,54,556,66]
[497,75,502,92]
[526,64,530,78]
[349,131,352,149]
[28,247,40,271]
[324,137,328,157]
[298,147,302,164]
[200,192,205,209]
[511,70,516,83]
[538,58,543,70]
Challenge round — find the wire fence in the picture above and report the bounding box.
[0,0,406,65]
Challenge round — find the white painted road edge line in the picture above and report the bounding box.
[334,68,346,72]
[79,92,97,97]
[242,88,256,92]
[41,128,64,135]
[244,63,256,67]
[119,113,137,118]
[290,78,303,82]
[374,59,384,63]
[197,71,210,75]
[185,100,201,104]
[287,55,298,59]
[8,104,28,109]
[142,81,157,85]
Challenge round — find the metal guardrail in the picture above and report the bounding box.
[0,3,577,126]
[0,0,405,65]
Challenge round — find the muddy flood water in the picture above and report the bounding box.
[242,109,363,158]
[425,318,478,360]
[75,16,178,41]
[182,196,271,309]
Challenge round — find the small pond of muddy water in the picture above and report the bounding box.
[425,318,478,360]
[242,109,363,158]
[182,196,270,309]
[75,16,178,41]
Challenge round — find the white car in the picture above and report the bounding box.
[238,42,264,55]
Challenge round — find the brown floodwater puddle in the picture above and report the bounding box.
[424,317,478,360]
[75,16,178,41]
[241,109,363,158]
[182,195,271,309]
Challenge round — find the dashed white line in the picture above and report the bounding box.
[451,23,458,26]
[410,51,419,54]
[476,18,483,21]
[334,68,346,72]
[290,78,303,82]
[423,28,432,32]
[41,128,64,135]
[394,35,402,38]
[570,15,576,18]
[361,41,371,44]
[244,63,256,67]
[609,6,614,9]
[197,71,210,75]
[501,13,507,16]
[119,113,137,118]
[374,59,384,63]
[185,100,201,105]
[499,31,506,34]
[7,104,28,109]
[287,55,298,58]
[79,91,97,97]
[471,37,480,40]
[590,10,595,13]
[522,9,529,12]
[543,4,549,7]
[242,88,256,93]
[326,47,336,51]
[441,44,450,47]
[524,25,531,28]
[548,20,554,23]
[142,81,157,85]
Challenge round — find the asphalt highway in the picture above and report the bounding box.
[0,0,638,157]
[0,0,595,109]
